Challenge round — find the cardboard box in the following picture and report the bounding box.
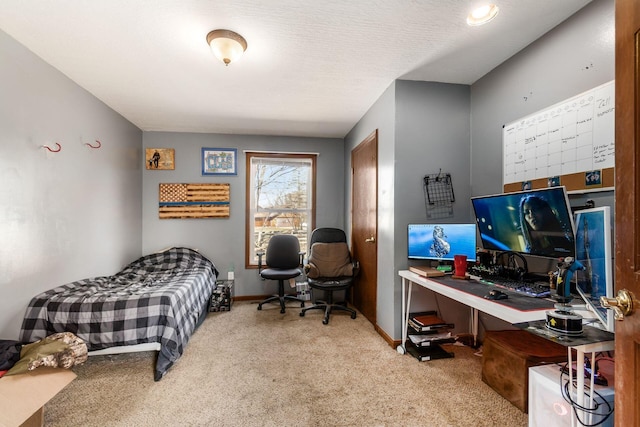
[0,367,76,427]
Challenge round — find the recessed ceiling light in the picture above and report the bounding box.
[467,4,499,26]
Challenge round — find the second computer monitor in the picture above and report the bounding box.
[408,223,477,262]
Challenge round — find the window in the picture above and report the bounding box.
[246,152,316,267]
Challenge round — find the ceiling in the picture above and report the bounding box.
[0,0,592,139]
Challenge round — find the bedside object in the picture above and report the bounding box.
[209,280,234,312]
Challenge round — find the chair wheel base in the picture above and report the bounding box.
[257,293,306,314]
[300,301,357,324]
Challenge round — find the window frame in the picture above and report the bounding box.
[245,152,317,268]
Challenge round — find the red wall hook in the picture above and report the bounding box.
[42,142,62,152]
[86,139,102,149]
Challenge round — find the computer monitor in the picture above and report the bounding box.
[407,223,477,263]
[471,186,576,259]
[574,206,615,332]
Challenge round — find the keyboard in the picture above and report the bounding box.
[469,274,551,298]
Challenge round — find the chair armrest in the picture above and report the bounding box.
[298,251,306,267]
[257,251,265,278]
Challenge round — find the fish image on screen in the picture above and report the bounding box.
[408,223,477,262]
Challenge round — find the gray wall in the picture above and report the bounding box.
[345,81,471,338]
[344,0,614,341]
[471,0,614,198]
[394,81,472,338]
[344,83,396,335]
[141,132,345,298]
[471,0,614,276]
[0,0,615,344]
[469,0,614,331]
[0,30,143,339]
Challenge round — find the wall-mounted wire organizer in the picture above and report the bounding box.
[423,170,455,219]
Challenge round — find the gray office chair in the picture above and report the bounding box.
[257,234,306,314]
[300,227,358,324]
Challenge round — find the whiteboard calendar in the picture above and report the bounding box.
[503,80,615,186]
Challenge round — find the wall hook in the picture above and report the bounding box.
[42,142,62,152]
[86,139,102,149]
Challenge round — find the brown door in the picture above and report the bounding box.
[613,1,640,424]
[351,130,378,325]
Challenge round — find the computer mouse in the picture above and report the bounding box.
[485,289,508,300]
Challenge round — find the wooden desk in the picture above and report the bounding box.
[399,270,615,425]
[397,270,554,352]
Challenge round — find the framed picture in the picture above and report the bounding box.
[145,148,175,170]
[547,176,560,187]
[202,148,237,176]
[159,183,230,219]
[585,170,603,187]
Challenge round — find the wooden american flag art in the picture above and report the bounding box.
[159,183,230,219]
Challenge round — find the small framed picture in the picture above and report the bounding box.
[202,148,237,176]
[585,170,602,187]
[547,176,560,187]
[145,148,175,170]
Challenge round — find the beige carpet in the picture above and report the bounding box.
[45,301,527,426]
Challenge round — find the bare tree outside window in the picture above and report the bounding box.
[246,153,316,266]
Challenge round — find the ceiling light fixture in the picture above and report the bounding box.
[206,29,247,66]
[467,4,500,26]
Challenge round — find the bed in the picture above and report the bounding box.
[19,247,218,381]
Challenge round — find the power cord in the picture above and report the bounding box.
[495,250,529,278]
[558,360,614,426]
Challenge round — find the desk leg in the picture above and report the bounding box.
[582,350,597,426]
[576,348,585,424]
[567,344,611,427]
[587,350,597,426]
[470,307,478,347]
[582,351,596,425]
[569,347,594,427]
[569,347,576,427]
[397,277,413,354]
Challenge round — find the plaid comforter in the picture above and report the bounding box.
[20,247,218,380]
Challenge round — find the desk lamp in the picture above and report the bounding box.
[546,257,584,335]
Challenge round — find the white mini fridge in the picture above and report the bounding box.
[528,363,614,427]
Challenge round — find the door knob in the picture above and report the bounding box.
[365,236,376,243]
[600,289,636,320]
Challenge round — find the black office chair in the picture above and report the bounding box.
[300,228,358,324]
[257,234,306,314]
